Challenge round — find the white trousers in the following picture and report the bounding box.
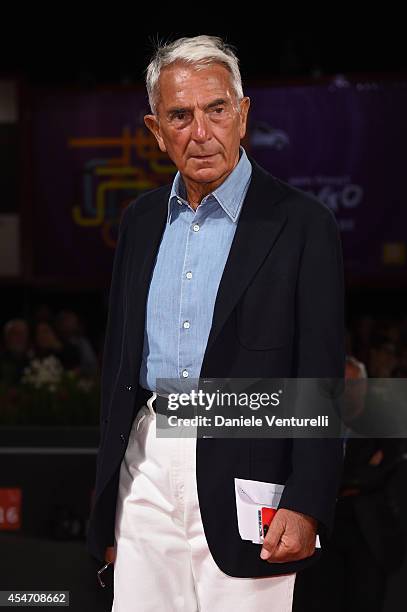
[112,399,296,612]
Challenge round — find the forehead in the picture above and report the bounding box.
[157,62,235,108]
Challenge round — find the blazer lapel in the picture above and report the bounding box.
[125,186,170,377]
[203,159,288,356]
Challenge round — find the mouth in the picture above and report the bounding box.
[191,153,217,160]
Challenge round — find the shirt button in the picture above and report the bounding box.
[182,369,189,378]
[124,385,133,391]
[183,321,190,329]
[186,271,192,279]
[192,224,200,232]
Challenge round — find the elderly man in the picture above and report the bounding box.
[86,35,345,611]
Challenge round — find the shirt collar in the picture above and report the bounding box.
[167,146,252,224]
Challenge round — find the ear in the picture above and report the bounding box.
[238,96,251,140]
[144,114,167,152]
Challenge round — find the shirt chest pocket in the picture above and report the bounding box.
[235,273,294,350]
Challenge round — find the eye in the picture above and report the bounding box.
[170,111,189,123]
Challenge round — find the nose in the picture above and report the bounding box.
[191,111,211,143]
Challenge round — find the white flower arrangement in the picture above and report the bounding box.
[21,355,64,392]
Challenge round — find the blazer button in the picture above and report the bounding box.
[120,434,125,442]
[103,418,109,424]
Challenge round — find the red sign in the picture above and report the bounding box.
[0,488,22,530]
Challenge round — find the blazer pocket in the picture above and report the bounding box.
[236,274,294,350]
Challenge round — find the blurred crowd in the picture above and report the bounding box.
[294,314,407,612]
[0,306,101,386]
[2,310,407,387]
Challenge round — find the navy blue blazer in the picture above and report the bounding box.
[86,157,345,578]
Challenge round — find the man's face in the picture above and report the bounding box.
[369,343,398,376]
[144,62,250,187]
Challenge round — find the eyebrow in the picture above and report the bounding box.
[166,98,228,116]
[205,98,227,110]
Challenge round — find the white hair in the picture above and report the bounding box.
[145,35,244,114]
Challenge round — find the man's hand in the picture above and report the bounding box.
[260,508,318,563]
[105,546,116,564]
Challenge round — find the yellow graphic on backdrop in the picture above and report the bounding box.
[68,126,175,244]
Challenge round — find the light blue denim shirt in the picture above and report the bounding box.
[138,146,252,394]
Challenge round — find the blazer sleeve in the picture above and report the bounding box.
[277,205,346,539]
[98,202,134,442]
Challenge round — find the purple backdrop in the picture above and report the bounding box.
[29,77,407,284]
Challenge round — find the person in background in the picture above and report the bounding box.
[55,310,98,377]
[0,319,33,384]
[32,321,81,372]
[367,334,398,379]
[293,339,407,612]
